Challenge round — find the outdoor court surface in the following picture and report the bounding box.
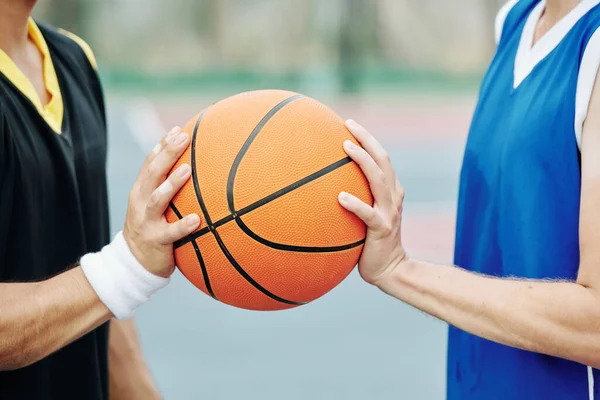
[105,91,476,399]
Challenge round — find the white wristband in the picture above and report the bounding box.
[80,231,170,320]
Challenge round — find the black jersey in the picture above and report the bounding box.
[0,21,110,399]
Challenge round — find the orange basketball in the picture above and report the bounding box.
[165,89,373,311]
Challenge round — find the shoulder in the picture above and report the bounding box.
[32,22,107,132]
[576,26,600,148]
[34,21,98,71]
[56,29,98,70]
[495,0,519,45]
[33,21,106,124]
[494,0,545,46]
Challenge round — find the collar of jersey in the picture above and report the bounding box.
[514,0,600,89]
[0,18,63,134]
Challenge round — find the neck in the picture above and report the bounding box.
[544,0,582,21]
[0,0,36,56]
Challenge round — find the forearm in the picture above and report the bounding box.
[109,319,161,400]
[0,267,111,370]
[378,258,600,367]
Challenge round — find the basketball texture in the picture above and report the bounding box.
[166,90,373,310]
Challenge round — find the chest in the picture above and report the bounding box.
[467,38,583,181]
[0,75,106,202]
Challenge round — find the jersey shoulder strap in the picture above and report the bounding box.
[34,21,98,72]
[35,21,106,129]
[496,0,541,47]
[574,5,600,148]
[57,28,98,70]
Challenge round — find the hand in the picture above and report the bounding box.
[338,120,407,286]
[123,126,200,278]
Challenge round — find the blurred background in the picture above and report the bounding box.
[34,1,503,399]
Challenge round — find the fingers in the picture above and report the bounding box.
[345,119,396,187]
[146,164,192,218]
[139,129,191,198]
[343,140,392,208]
[394,180,405,211]
[338,192,385,230]
[159,214,200,244]
[142,126,181,170]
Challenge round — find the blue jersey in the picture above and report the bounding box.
[449,0,600,399]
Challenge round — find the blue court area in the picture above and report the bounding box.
[105,98,465,400]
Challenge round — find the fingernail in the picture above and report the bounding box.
[152,143,162,154]
[346,119,358,129]
[174,132,189,145]
[344,140,357,150]
[186,214,200,226]
[175,164,191,178]
[167,126,181,136]
[157,180,173,195]
[339,192,349,203]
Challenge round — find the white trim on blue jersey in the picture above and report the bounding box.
[576,27,600,149]
[494,2,600,398]
[514,0,600,89]
[496,0,600,151]
[588,366,595,400]
[495,0,519,45]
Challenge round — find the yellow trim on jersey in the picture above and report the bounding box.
[58,28,98,70]
[0,21,97,134]
[0,18,63,133]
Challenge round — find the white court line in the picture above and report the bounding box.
[125,97,167,154]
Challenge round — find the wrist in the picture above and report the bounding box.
[80,231,170,320]
[373,251,412,293]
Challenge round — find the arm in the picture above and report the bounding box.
[0,268,110,370]
[0,127,198,371]
[339,72,600,368]
[109,319,161,400]
[378,257,600,367]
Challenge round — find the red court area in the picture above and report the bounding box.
[147,94,475,265]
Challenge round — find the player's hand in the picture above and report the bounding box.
[338,120,407,286]
[123,126,200,278]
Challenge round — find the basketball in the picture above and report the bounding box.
[165,89,373,311]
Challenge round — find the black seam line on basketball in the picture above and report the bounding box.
[226,94,304,213]
[174,156,353,248]
[185,111,217,300]
[223,93,362,253]
[174,226,210,248]
[169,203,216,299]
[189,105,304,306]
[236,218,366,252]
[231,156,364,252]
[190,109,214,225]
[169,202,183,219]
[190,239,217,300]
[210,227,305,305]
